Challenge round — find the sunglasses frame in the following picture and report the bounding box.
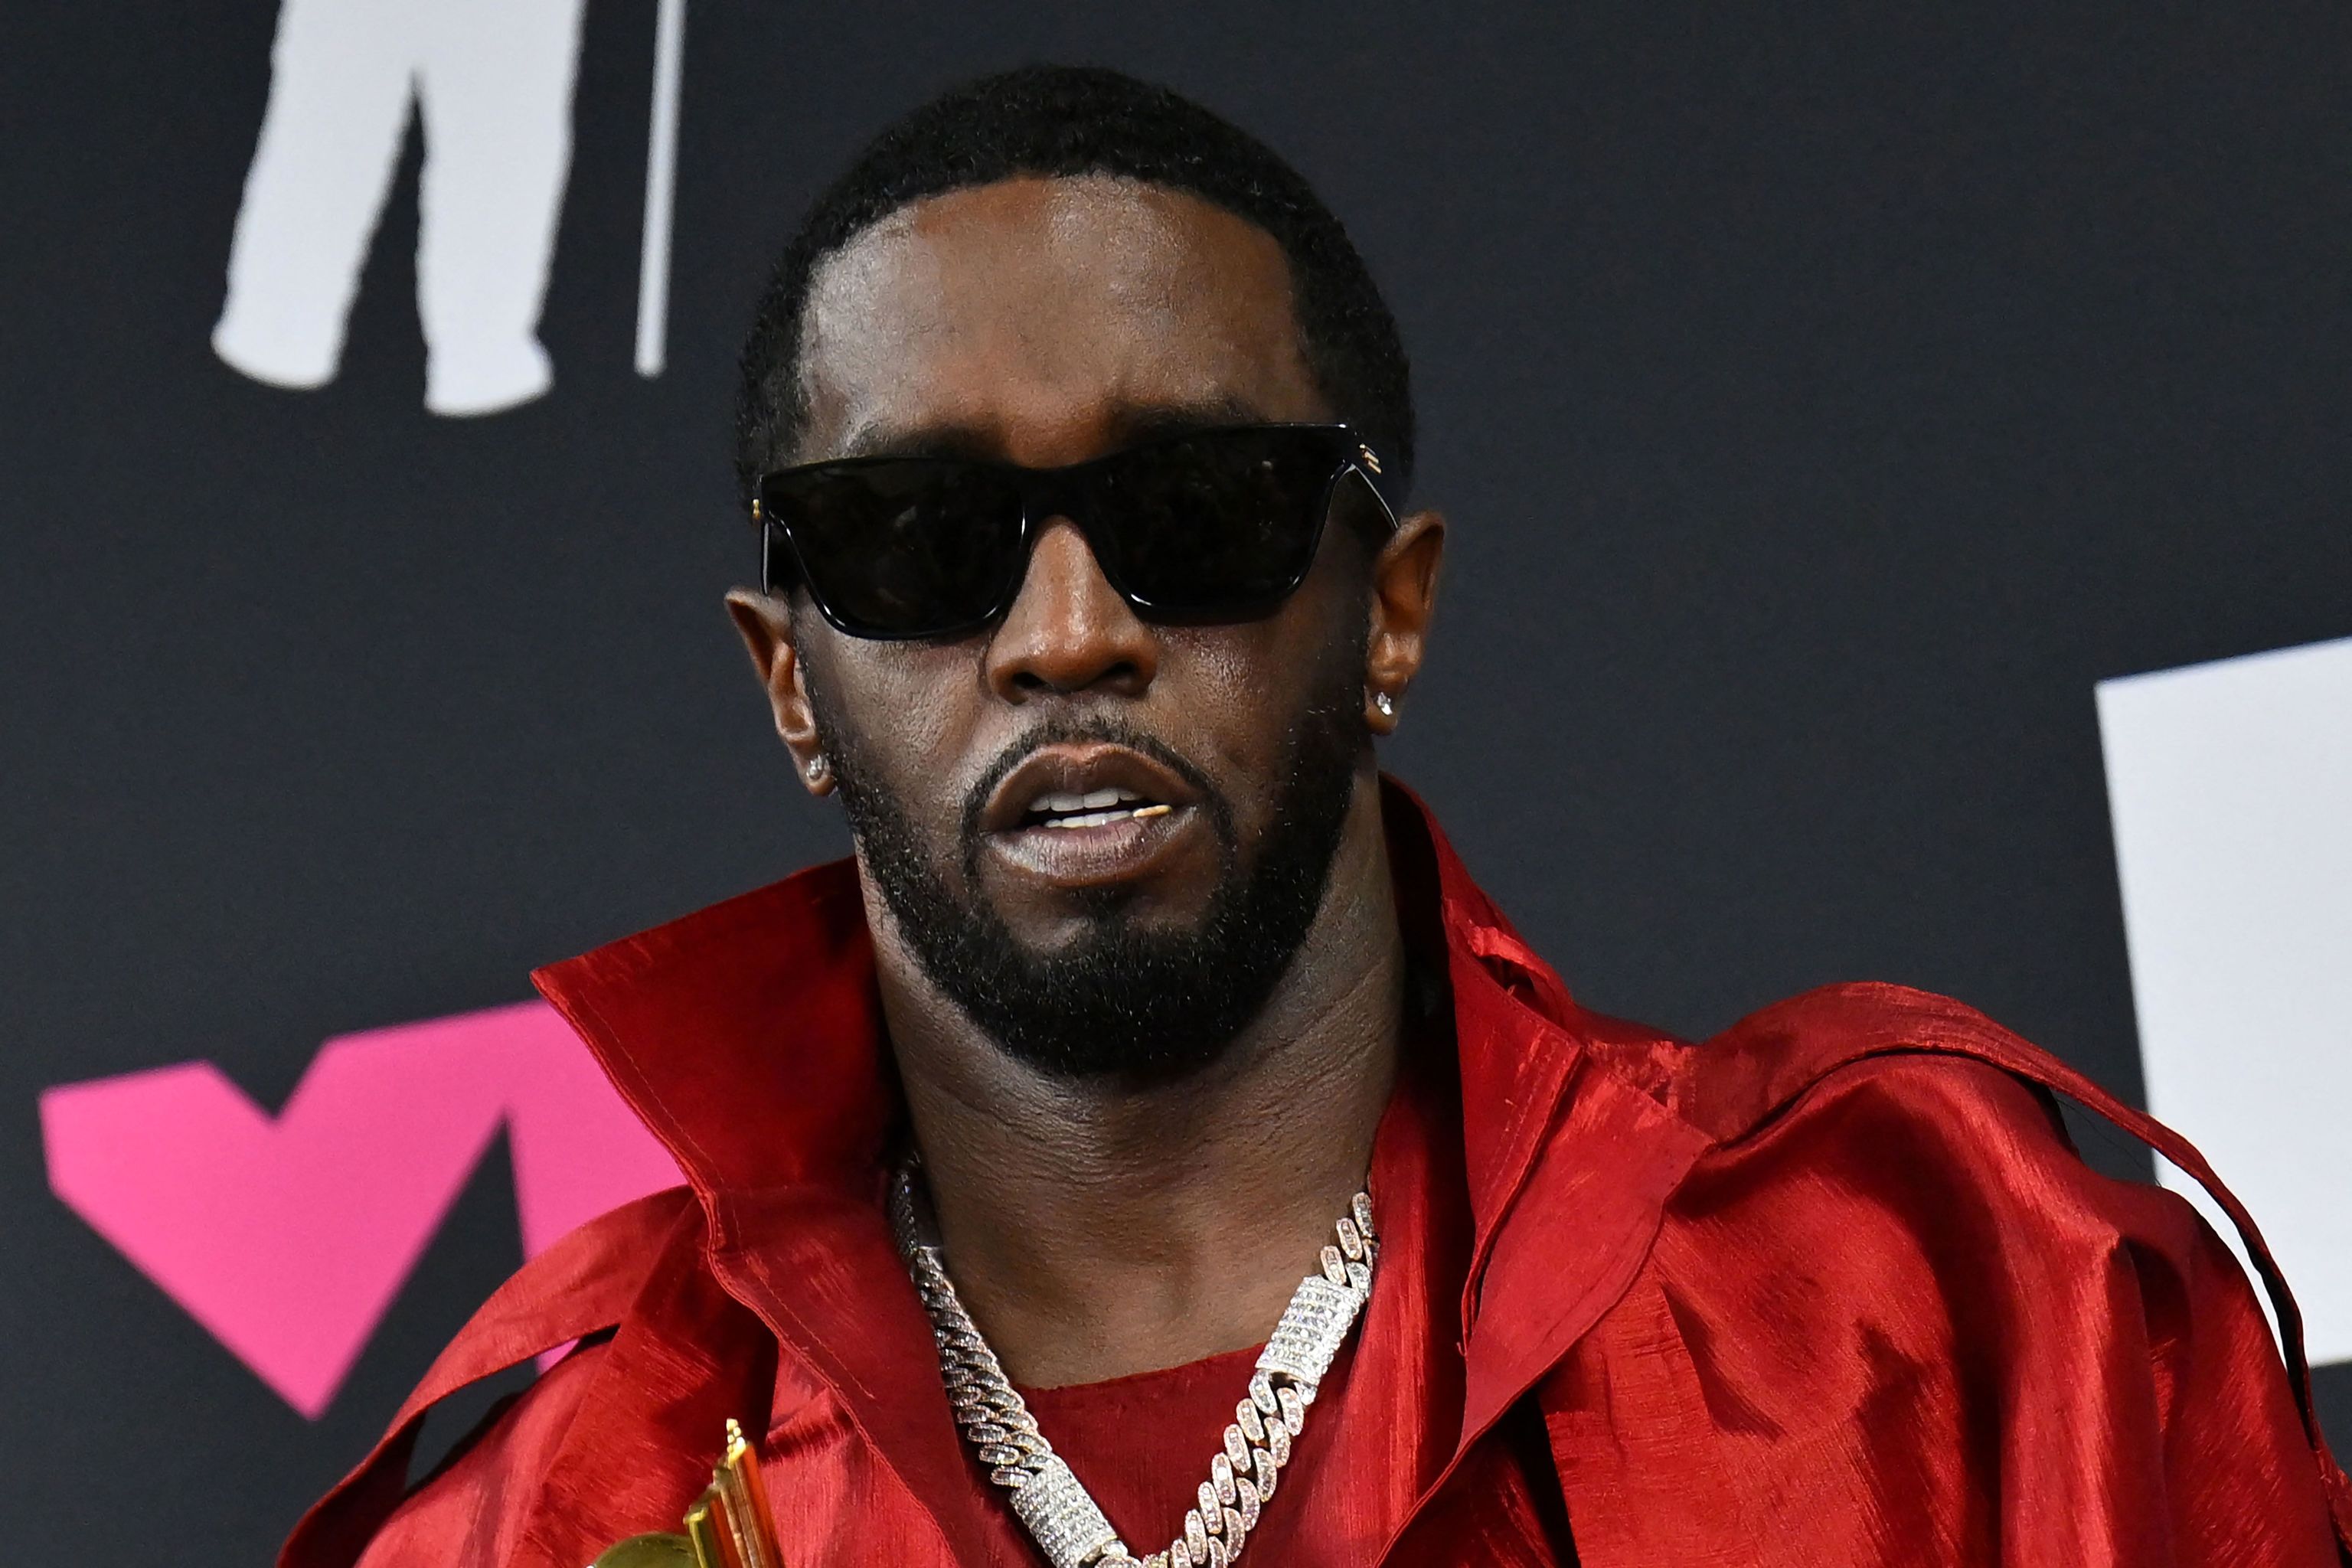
[750,423,1399,641]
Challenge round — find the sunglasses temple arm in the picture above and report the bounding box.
[1347,463,1401,531]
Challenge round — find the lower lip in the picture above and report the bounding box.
[982,805,1200,887]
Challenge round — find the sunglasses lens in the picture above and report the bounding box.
[763,462,1025,637]
[1089,429,1348,615]
[756,427,1379,639]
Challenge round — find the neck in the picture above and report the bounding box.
[871,774,1403,1387]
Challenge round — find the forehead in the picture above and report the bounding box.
[795,175,1329,463]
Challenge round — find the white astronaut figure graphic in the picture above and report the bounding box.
[213,0,589,416]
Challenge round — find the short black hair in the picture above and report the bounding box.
[733,64,1415,508]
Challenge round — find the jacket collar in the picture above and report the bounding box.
[531,781,1711,1481]
[533,853,890,1244]
[531,782,1681,1229]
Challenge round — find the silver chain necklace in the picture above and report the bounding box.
[890,1164,1379,1568]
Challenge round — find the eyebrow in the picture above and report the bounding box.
[828,394,1272,465]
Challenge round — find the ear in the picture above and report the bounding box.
[724,587,836,796]
[1362,509,1446,735]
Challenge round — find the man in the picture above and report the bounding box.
[285,65,2350,1567]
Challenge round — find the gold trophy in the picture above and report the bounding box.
[591,1419,783,1568]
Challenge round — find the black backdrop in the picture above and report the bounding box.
[7,4,2350,1561]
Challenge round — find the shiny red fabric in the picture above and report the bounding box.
[283,786,2351,1567]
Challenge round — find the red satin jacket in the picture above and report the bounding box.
[283,789,2352,1566]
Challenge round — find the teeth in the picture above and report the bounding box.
[1029,787,1145,815]
[1041,803,1174,829]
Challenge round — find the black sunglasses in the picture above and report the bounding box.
[750,423,1397,640]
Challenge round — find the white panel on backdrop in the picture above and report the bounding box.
[634,0,686,378]
[213,0,587,416]
[2099,635,2352,1366]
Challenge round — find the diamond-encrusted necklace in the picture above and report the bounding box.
[890,1163,1378,1568]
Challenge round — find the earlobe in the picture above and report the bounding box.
[724,587,835,795]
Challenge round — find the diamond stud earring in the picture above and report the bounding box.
[805,755,828,782]
[1374,691,1396,718]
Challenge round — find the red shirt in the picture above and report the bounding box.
[286,786,2350,1567]
[1008,1041,1527,1561]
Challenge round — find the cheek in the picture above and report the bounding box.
[815,642,984,818]
[1158,604,1361,778]
[1160,540,1370,743]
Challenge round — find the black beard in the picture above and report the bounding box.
[819,697,1367,1084]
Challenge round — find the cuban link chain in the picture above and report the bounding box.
[890,1165,1378,1568]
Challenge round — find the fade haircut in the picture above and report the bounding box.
[732,64,1416,508]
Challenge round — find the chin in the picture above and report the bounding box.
[982,862,1219,937]
[998,890,1208,958]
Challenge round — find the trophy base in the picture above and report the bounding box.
[590,1532,697,1568]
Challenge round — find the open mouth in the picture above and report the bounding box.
[977,742,1207,888]
[979,743,1203,838]
[1016,788,1177,831]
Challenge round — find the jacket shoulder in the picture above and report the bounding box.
[279,1186,701,1568]
[1609,983,2145,1271]
[1576,981,2275,1348]
[1561,980,2069,1146]
[1650,982,2220,1270]
[1663,980,2064,1143]
[404,1184,700,1415]
[1555,992,2350,1563]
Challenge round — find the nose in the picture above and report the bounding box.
[982,518,1158,702]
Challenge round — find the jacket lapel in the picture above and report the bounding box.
[705,1183,1022,1564]
[1369,792,1712,1563]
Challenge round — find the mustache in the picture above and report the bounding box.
[958,715,1233,848]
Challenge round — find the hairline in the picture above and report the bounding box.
[774,170,1333,472]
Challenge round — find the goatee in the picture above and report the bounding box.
[822,697,1367,1083]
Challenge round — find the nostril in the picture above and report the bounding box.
[1089,658,1145,694]
[1004,658,1144,699]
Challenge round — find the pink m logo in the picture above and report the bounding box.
[38,1001,681,1419]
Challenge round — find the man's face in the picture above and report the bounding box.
[732,175,1432,1079]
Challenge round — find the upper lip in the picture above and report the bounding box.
[979,743,1200,835]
